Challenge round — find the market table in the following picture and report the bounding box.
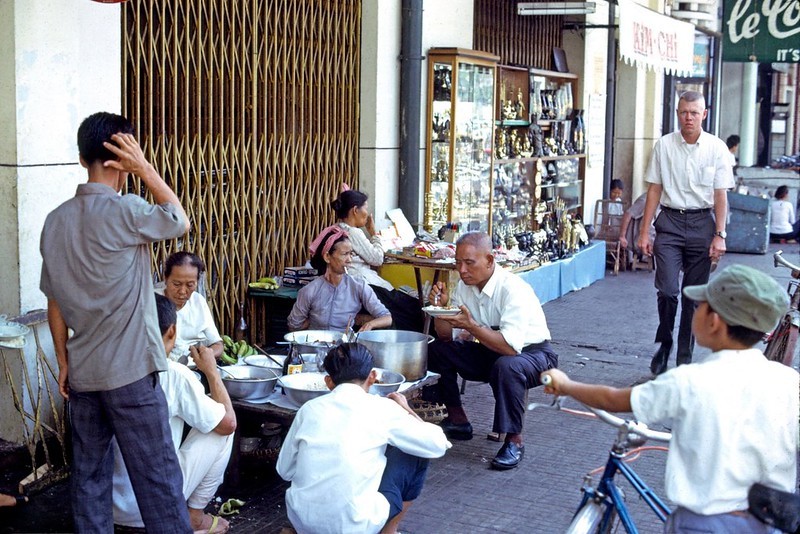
[225,371,441,487]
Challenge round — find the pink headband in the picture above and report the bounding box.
[340,182,351,192]
[309,225,349,257]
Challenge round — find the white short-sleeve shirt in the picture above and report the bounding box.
[645,131,734,210]
[631,349,799,515]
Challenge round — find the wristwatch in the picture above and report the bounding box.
[714,230,727,239]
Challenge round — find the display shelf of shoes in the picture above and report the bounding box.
[424,48,499,234]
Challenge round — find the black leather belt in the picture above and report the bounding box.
[662,206,712,214]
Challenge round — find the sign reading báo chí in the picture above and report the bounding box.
[723,0,800,62]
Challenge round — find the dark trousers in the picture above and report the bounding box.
[69,373,192,534]
[378,446,430,520]
[426,340,558,434]
[653,209,715,359]
[371,285,425,333]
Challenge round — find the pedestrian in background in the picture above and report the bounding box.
[637,91,734,375]
[769,185,799,243]
[40,112,192,533]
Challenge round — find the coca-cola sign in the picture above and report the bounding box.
[723,0,800,62]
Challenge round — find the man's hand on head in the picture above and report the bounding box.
[102,133,154,178]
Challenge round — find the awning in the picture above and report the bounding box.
[618,0,696,76]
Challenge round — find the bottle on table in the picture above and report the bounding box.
[283,343,303,375]
[234,303,248,342]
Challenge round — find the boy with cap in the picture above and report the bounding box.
[542,264,799,533]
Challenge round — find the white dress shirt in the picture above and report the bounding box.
[631,349,799,515]
[451,266,550,352]
[645,131,734,209]
[276,383,450,534]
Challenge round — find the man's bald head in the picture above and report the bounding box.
[455,232,495,290]
[456,232,493,252]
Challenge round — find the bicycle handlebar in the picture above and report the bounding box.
[774,250,800,274]
[537,375,671,443]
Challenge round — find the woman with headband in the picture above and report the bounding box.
[332,187,424,332]
[287,225,392,332]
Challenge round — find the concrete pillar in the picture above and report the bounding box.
[0,0,121,443]
[738,62,758,167]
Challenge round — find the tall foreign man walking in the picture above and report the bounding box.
[637,91,734,375]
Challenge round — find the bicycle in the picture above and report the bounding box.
[763,250,800,367]
[529,381,672,534]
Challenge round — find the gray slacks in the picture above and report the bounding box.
[652,209,715,359]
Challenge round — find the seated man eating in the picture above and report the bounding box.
[426,231,558,470]
[112,294,237,533]
[276,343,451,534]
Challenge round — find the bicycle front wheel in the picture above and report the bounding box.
[764,316,799,367]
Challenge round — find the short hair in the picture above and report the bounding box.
[155,293,177,336]
[323,343,374,385]
[164,251,205,279]
[727,323,765,347]
[678,91,706,106]
[77,112,135,165]
[610,179,624,191]
[775,185,789,200]
[331,190,369,220]
[726,135,740,149]
[309,229,349,275]
[456,231,493,252]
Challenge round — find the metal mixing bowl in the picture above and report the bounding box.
[368,368,405,396]
[220,365,280,401]
[278,372,331,406]
[243,354,286,371]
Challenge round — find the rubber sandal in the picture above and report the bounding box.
[193,514,229,534]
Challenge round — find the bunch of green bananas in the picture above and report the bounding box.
[248,276,279,290]
[221,335,257,365]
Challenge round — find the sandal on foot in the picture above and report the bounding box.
[193,513,229,534]
[0,493,28,508]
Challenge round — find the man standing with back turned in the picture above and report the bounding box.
[40,112,193,533]
[637,91,734,375]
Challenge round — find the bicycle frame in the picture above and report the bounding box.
[529,396,671,533]
[573,450,672,533]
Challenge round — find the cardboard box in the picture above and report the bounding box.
[284,266,317,277]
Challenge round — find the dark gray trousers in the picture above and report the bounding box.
[69,373,192,534]
[653,209,715,358]
[426,339,558,434]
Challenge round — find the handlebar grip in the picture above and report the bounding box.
[541,374,552,386]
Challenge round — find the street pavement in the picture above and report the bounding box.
[2,243,790,533]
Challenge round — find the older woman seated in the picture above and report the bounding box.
[287,225,392,332]
[158,251,224,361]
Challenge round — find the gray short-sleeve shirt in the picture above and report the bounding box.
[40,183,186,392]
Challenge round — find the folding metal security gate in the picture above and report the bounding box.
[122,0,361,334]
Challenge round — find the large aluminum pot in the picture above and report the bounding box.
[355,330,433,381]
[284,330,346,354]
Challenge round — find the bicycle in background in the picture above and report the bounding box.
[763,250,800,367]
[529,382,672,534]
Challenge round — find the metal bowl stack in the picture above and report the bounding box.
[220,365,280,401]
[278,372,331,406]
[368,368,405,396]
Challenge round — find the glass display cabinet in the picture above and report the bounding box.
[424,48,499,234]
[491,65,585,245]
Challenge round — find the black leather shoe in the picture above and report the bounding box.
[439,418,473,440]
[491,442,524,470]
[650,345,670,375]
